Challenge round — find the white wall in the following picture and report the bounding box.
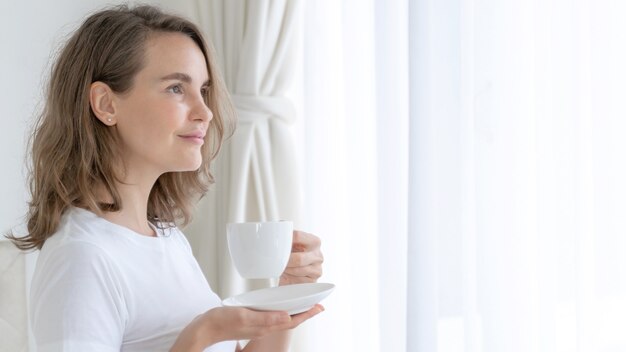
[0,2,186,351]
[1,0,107,236]
[0,0,188,237]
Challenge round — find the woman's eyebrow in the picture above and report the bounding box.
[160,72,209,86]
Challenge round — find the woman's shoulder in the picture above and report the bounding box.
[33,217,123,296]
[39,207,146,263]
[37,208,119,268]
[42,207,113,250]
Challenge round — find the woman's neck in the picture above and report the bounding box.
[100,173,158,237]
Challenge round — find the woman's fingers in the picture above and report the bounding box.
[287,304,325,327]
[282,264,323,280]
[286,248,324,267]
[241,305,324,333]
[281,231,324,285]
[249,309,292,328]
[292,231,321,252]
[205,305,324,343]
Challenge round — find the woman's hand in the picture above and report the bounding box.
[280,231,324,286]
[170,305,324,352]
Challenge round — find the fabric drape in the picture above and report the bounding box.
[186,0,302,299]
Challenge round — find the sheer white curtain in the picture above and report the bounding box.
[294,0,408,351]
[299,0,626,351]
[408,0,626,351]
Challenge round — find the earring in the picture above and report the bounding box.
[107,118,112,122]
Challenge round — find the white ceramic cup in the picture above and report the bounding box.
[226,221,293,279]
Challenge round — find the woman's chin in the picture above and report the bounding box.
[181,160,202,172]
[169,158,203,173]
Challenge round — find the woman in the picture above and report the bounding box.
[7,4,324,352]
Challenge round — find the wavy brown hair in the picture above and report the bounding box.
[7,5,235,250]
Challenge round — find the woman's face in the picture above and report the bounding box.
[113,32,212,179]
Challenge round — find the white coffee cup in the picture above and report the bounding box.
[227,221,293,279]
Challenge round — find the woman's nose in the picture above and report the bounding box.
[192,97,213,122]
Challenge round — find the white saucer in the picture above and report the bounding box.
[222,282,335,315]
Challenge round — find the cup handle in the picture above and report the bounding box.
[270,277,280,287]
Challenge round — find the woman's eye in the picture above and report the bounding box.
[168,85,183,94]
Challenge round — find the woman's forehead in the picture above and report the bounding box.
[139,32,209,83]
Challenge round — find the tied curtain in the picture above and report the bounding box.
[179,2,313,350]
[184,0,303,301]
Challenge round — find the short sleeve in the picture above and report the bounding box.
[30,241,127,352]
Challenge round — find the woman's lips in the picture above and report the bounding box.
[178,132,205,145]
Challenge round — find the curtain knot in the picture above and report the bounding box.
[231,95,296,124]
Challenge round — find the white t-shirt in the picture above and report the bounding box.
[30,207,236,352]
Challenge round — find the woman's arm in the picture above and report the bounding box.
[172,231,326,352]
[30,242,126,351]
[170,305,323,352]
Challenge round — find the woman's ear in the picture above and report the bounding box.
[90,82,117,126]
